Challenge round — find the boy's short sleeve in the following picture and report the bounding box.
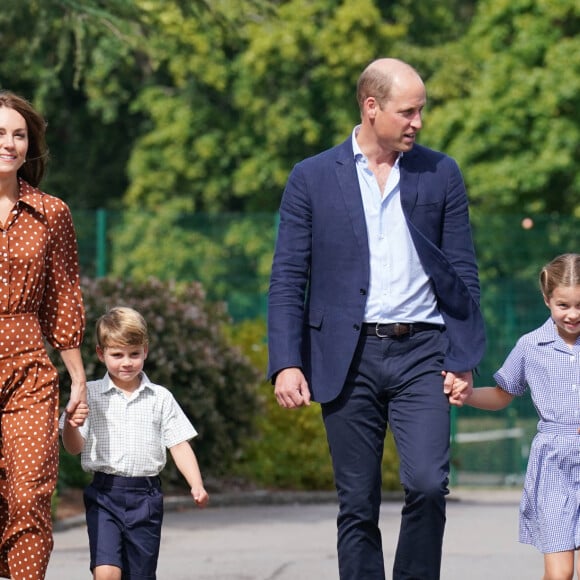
[160,390,197,448]
[58,410,66,432]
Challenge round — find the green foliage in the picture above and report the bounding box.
[54,276,262,489]
[123,0,426,213]
[0,0,147,209]
[58,451,92,490]
[230,0,407,211]
[423,0,580,217]
[385,0,477,45]
[123,1,267,212]
[226,319,401,491]
[3,0,579,224]
[471,214,579,386]
[109,207,275,320]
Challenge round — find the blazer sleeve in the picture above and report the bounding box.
[403,149,485,371]
[267,162,312,380]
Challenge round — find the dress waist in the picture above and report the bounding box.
[0,312,39,319]
[538,421,580,436]
[0,313,44,360]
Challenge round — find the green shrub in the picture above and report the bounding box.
[226,318,401,491]
[54,276,262,490]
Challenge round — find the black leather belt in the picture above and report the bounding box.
[362,322,443,338]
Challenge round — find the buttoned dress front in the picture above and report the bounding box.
[0,178,84,579]
[495,318,580,553]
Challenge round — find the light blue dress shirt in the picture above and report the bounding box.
[352,126,444,325]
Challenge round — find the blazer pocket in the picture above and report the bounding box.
[306,307,323,329]
[414,200,443,212]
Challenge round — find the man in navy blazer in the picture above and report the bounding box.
[268,58,485,580]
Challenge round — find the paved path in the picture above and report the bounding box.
[46,488,543,579]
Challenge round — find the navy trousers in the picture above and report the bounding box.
[321,329,450,580]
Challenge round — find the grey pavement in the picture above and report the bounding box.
[46,488,543,579]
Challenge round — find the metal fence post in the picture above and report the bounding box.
[96,208,107,277]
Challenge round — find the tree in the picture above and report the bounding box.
[109,203,275,319]
[1,0,479,214]
[0,0,268,210]
[0,0,149,208]
[421,0,580,218]
[122,0,475,213]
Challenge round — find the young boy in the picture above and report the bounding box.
[61,306,209,580]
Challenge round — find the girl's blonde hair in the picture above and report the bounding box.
[539,253,580,299]
[96,306,149,348]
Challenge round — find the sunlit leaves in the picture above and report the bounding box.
[423,0,580,216]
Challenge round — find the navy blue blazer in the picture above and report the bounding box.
[267,138,486,403]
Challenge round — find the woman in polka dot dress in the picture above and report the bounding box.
[0,91,87,579]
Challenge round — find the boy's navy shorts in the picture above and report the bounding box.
[84,472,164,579]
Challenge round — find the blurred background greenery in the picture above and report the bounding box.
[2,0,579,493]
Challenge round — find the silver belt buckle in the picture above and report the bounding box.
[375,323,389,338]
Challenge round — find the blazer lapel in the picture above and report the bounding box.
[399,150,419,218]
[334,140,369,264]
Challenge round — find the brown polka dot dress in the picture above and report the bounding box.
[0,178,85,579]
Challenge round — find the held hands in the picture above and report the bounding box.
[442,370,473,407]
[274,367,311,408]
[66,402,89,427]
[65,380,88,426]
[191,486,209,508]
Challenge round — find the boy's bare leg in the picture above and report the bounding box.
[94,564,122,580]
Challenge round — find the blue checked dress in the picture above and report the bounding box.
[495,318,580,553]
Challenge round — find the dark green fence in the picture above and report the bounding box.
[72,209,579,485]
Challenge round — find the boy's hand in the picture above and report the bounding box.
[66,402,89,427]
[191,487,209,508]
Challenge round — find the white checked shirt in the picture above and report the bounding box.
[59,372,197,477]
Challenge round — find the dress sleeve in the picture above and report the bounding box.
[38,197,86,350]
[493,338,528,396]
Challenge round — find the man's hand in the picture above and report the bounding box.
[274,367,311,408]
[442,370,473,407]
